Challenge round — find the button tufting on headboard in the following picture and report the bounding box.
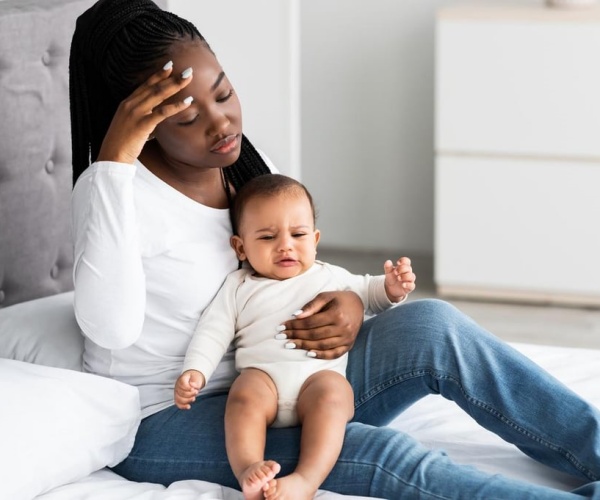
[0,0,97,308]
[45,159,55,174]
[50,265,60,280]
[41,50,52,66]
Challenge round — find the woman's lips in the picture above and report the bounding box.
[210,134,239,154]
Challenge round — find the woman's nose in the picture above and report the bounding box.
[207,108,230,136]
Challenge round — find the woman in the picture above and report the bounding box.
[69,0,600,498]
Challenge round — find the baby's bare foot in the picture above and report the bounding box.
[263,472,317,500]
[239,460,281,500]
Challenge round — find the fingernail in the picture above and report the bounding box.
[276,325,286,332]
[181,67,193,79]
[274,333,287,340]
[162,60,173,71]
[306,351,317,358]
[183,96,193,105]
[292,309,303,317]
[284,342,296,350]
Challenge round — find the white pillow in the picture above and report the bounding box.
[0,291,83,370]
[0,358,141,499]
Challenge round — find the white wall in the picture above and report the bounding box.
[167,0,300,178]
[300,0,536,255]
[301,0,438,254]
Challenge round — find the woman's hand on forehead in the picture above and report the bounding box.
[97,61,195,164]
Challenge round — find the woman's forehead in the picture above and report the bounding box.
[162,41,225,105]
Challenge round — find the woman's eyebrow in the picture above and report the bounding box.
[211,71,225,92]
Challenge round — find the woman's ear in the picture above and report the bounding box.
[230,235,247,261]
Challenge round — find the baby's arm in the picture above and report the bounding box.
[174,370,206,410]
[383,257,416,302]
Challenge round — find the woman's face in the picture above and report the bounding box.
[153,40,243,170]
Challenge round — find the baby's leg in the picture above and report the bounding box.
[226,368,281,500]
[264,370,354,500]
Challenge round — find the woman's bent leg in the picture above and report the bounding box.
[319,422,598,499]
[347,299,600,481]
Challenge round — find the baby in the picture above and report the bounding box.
[175,174,415,500]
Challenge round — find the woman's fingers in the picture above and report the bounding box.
[96,64,194,163]
[285,336,350,360]
[128,64,193,119]
[279,324,354,360]
[279,291,362,360]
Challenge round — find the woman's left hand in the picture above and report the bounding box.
[281,291,364,359]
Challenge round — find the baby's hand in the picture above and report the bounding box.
[383,257,416,302]
[174,370,205,410]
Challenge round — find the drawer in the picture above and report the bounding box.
[436,16,600,158]
[435,155,600,304]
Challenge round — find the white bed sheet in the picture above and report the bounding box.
[36,469,371,500]
[35,342,600,499]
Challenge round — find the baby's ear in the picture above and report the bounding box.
[230,235,247,261]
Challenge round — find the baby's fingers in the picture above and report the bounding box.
[393,258,414,280]
[384,256,416,298]
[174,385,197,410]
[174,395,195,410]
[383,259,395,275]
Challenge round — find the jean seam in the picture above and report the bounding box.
[356,368,598,482]
[354,370,427,409]
[332,457,453,500]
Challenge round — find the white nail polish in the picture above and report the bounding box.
[306,351,317,358]
[276,325,286,332]
[284,342,296,350]
[181,67,193,79]
[162,60,173,71]
[274,333,287,340]
[183,96,193,105]
[292,309,303,317]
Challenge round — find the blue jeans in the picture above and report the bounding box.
[112,299,600,499]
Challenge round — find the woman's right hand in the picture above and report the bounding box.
[97,61,194,164]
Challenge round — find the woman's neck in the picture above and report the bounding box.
[139,143,229,209]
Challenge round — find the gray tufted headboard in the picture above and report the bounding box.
[0,0,96,308]
[0,0,168,309]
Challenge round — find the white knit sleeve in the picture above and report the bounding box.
[182,273,240,381]
[325,263,396,316]
[71,161,146,350]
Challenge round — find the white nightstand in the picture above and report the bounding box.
[434,4,600,306]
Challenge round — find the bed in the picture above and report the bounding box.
[1,0,599,499]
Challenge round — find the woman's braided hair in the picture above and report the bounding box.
[69,0,271,188]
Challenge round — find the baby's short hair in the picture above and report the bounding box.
[230,174,316,235]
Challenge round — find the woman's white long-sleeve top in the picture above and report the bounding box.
[71,157,274,417]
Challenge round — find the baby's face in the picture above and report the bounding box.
[231,192,320,280]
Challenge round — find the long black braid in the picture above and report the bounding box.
[69,0,271,190]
